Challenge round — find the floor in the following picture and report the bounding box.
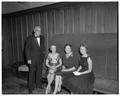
[2,68,69,94]
[2,68,104,94]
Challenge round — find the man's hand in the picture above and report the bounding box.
[28,60,31,64]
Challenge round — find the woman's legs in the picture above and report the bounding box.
[46,73,54,94]
[53,75,62,94]
[57,76,62,92]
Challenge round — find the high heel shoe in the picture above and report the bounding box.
[57,90,62,94]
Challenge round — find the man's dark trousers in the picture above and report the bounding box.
[28,56,43,92]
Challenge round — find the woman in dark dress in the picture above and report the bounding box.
[56,44,79,93]
[69,44,95,94]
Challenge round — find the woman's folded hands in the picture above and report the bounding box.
[73,71,81,76]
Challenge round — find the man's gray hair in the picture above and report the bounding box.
[34,26,41,32]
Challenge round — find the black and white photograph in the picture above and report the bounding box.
[2,1,118,94]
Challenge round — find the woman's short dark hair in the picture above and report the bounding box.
[64,44,72,53]
[79,43,88,55]
[64,44,72,49]
[79,43,88,50]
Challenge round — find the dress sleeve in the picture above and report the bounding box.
[61,54,65,66]
[57,53,61,61]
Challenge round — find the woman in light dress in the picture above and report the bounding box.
[45,45,62,94]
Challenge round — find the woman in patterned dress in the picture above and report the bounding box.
[45,45,62,94]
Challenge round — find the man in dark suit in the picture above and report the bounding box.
[24,26,45,93]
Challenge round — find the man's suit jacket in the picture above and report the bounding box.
[25,35,45,63]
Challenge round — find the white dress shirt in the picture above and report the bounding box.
[37,37,40,46]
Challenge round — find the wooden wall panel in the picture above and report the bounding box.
[16,16,23,61]
[27,15,34,35]
[7,17,13,66]
[21,16,28,45]
[104,5,117,33]
[67,8,74,34]
[79,7,86,33]
[47,11,54,40]
[20,17,24,50]
[54,9,64,34]
[10,17,15,63]
[40,12,48,52]
[2,17,9,68]
[91,7,97,33]
[85,7,92,33]
[97,7,104,33]
[2,2,118,68]
[64,8,74,34]
[25,16,29,36]
[40,12,47,36]
[11,17,18,62]
[33,13,40,27]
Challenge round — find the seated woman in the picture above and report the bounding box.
[56,44,79,93]
[45,45,62,94]
[70,43,95,94]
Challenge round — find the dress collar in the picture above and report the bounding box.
[66,52,73,58]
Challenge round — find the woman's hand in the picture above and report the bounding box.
[76,66,82,72]
[61,65,66,72]
[49,69,55,74]
[51,66,57,71]
[73,71,82,76]
[61,69,66,72]
[62,65,65,69]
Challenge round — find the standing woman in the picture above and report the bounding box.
[70,43,95,94]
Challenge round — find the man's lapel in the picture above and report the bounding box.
[40,36,42,45]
